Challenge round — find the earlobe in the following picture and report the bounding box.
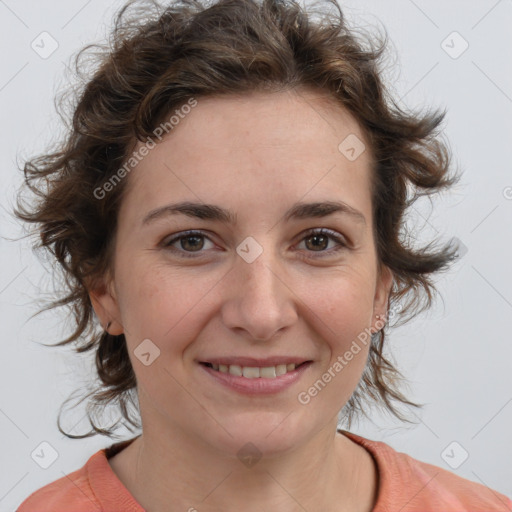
[372,265,394,331]
[88,278,124,336]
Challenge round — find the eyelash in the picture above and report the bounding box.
[161,228,348,259]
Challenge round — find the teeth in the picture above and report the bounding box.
[211,362,300,378]
[229,364,243,377]
[242,366,260,379]
[276,364,287,376]
[260,366,276,378]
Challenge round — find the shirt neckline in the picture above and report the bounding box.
[87,436,143,511]
[338,428,405,511]
[88,430,394,511]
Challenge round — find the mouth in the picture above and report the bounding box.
[199,360,312,379]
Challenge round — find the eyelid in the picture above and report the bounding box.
[295,227,348,255]
[161,230,218,256]
[161,227,349,259]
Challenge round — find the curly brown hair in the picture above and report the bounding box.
[14,0,460,439]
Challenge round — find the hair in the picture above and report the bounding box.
[14,0,461,439]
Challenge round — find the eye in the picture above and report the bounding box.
[161,228,348,259]
[296,228,347,256]
[162,230,216,257]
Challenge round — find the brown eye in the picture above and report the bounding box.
[296,228,347,256]
[179,235,205,251]
[163,230,215,257]
[304,233,330,251]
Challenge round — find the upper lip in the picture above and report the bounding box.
[199,357,312,367]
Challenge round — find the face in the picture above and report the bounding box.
[91,88,393,457]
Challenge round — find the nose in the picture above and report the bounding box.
[220,252,298,342]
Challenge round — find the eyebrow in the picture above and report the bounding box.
[142,200,366,226]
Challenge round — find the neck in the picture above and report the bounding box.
[109,420,377,512]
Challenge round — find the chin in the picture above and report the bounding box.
[200,410,308,459]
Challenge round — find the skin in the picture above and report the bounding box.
[90,87,393,512]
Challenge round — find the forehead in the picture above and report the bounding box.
[162,88,368,154]
[120,88,374,220]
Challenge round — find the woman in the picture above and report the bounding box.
[14,0,512,510]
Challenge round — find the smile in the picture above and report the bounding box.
[201,362,309,379]
[198,358,313,394]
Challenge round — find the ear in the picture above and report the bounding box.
[371,264,394,333]
[88,275,124,336]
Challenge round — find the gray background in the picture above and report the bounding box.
[1,0,511,509]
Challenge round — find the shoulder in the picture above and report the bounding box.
[340,430,512,512]
[387,450,512,512]
[16,452,101,512]
[17,439,143,512]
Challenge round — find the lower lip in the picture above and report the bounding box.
[199,362,312,395]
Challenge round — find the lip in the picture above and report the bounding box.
[198,360,313,395]
[198,356,311,367]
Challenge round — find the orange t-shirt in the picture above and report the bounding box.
[17,430,512,512]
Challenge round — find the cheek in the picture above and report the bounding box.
[115,258,220,350]
[301,271,375,346]
[298,281,374,407]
